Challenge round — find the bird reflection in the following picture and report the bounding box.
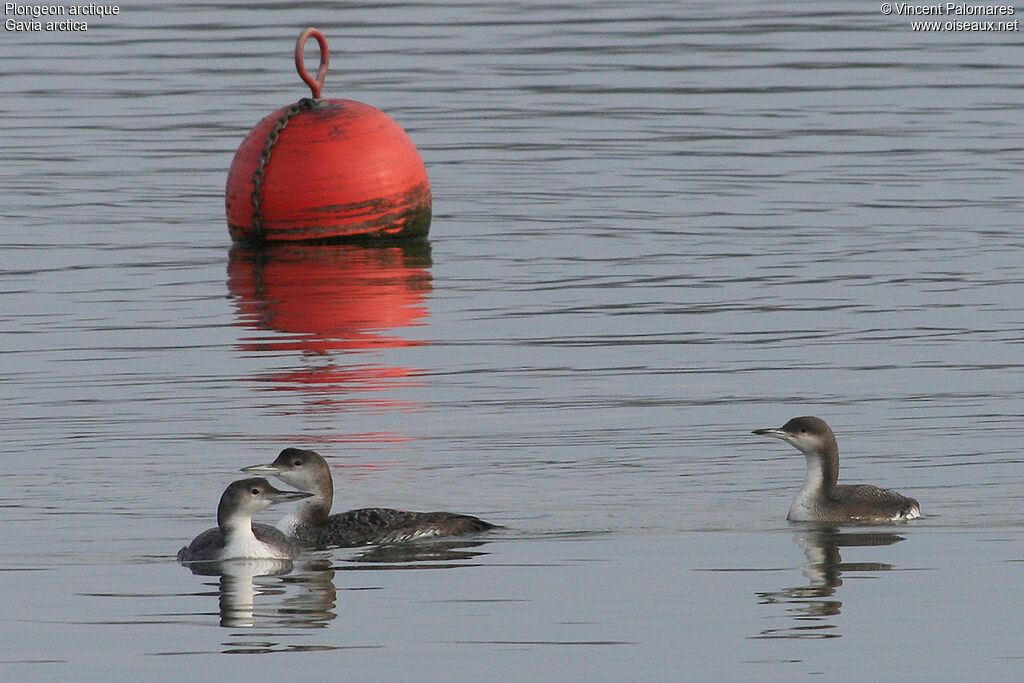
[181,558,335,630]
[179,540,491,637]
[754,528,905,639]
[343,540,492,569]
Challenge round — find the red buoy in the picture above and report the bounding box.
[226,28,431,243]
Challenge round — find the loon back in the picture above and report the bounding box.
[788,483,921,524]
[292,507,496,547]
[823,484,921,523]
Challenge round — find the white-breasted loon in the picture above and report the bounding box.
[241,448,495,547]
[177,478,314,563]
[752,416,922,524]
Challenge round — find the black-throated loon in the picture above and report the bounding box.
[241,448,495,547]
[752,416,921,524]
[177,478,313,563]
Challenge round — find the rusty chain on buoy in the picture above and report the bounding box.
[249,28,331,239]
[249,98,314,238]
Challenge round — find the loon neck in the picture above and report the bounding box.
[291,468,333,523]
[295,494,332,524]
[294,465,335,522]
[217,504,256,542]
[801,444,839,498]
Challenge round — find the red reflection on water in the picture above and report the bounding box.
[228,242,432,353]
[227,242,432,404]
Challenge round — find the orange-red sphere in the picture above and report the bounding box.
[226,98,431,243]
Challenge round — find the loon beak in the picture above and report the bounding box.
[752,427,789,441]
[270,489,313,504]
[241,463,281,475]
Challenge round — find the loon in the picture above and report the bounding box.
[241,448,496,547]
[177,478,314,563]
[752,416,922,524]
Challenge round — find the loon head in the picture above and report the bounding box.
[241,448,331,496]
[217,477,312,527]
[752,416,837,457]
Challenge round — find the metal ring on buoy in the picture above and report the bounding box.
[294,28,329,99]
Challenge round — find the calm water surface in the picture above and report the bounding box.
[2,1,1022,679]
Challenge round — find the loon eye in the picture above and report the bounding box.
[251,487,261,495]
[292,460,302,467]
[799,428,807,433]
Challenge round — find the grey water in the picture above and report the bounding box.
[2,0,1022,679]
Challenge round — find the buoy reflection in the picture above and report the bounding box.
[227,241,432,409]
